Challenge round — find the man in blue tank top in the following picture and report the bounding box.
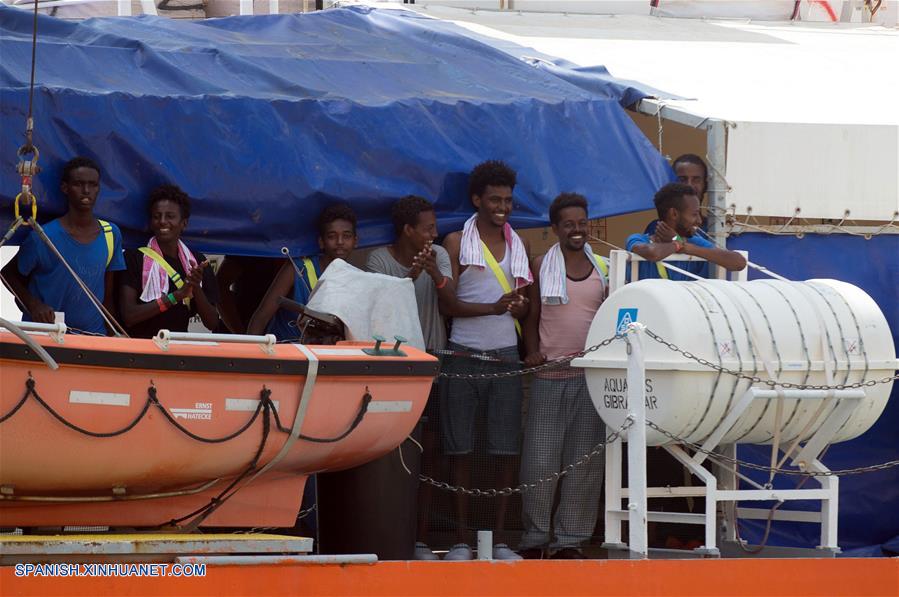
[627,183,746,281]
[439,160,532,561]
[2,156,125,335]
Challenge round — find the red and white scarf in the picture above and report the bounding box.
[139,237,198,302]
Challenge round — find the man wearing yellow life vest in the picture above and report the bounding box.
[2,157,125,335]
[247,204,357,339]
[118,185,219,338]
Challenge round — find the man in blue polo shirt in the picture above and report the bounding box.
[1,156,125,334]
[626,183,745,281]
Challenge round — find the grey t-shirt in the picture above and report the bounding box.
[366,245,452,352]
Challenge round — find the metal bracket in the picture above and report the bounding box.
[363,335,407,357]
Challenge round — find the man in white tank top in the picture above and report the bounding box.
[439,160,532,561]
[519,193,607,559]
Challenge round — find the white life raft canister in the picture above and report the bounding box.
[574,279,896,446]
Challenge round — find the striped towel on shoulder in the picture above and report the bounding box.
[459,214,532,289]
[539,242,606,305]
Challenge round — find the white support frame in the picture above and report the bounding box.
[603,330,866,557]
[607,249,749,295]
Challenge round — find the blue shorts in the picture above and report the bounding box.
[438,342,523,456]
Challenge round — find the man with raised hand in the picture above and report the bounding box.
[365,195,455,561]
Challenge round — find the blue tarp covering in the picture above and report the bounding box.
[0,6,671,255]
[728,233,899,554]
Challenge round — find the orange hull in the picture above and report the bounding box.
[3,558,897,597]
[0,331,437,528]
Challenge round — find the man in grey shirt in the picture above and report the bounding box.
[366,195,454,561]
[366,195,454,351]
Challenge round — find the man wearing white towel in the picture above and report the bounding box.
[439,160,532,561]
[518,193,607,559]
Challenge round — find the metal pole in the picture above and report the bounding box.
[706,119,728,250]
[625,322,648,558]
[176,554,378,565]
[0,318,59,370]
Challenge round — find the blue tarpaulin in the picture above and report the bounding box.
[728,233,899,554]
[0,5,671,256]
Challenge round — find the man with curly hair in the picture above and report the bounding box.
[118,184,219,338]
[439,160,533,561]
[366,195,455,560]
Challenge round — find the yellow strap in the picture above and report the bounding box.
[138,247,185,288]
[592,254,609,277]
[302,257,319,290]
[97,219,114,267]
[480,241,522,336]
[656,262,670,280]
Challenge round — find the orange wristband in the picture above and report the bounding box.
[435,276,448,289]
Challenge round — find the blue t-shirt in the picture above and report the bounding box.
[17,218,125,334]
[267,255,321,341]
[625,233,713,281]
[644,217,708,236]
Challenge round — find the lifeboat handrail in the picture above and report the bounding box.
[0,317,59,370]
[154,329,277,354]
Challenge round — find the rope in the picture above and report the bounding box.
[13,377,152,437]
[719,206,899,239]
[271,390,372,443]
[25,0,39,147]
[0,378,269,446]
[167,399,273,530]
[586,234,705,282]
[148,385,265,444]
[25,219,129,338]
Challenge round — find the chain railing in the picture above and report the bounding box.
[417,417,634,496]
[415,326,898,495]
[435,334,624,380]
[646,420,899,477]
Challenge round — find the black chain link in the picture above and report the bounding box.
[417,417,634,496]
[436,334,624,380]
[421,325,898,493]
[644,328,899,390]
[646,421,899,477]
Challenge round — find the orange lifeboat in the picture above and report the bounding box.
[0,322,437,529]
